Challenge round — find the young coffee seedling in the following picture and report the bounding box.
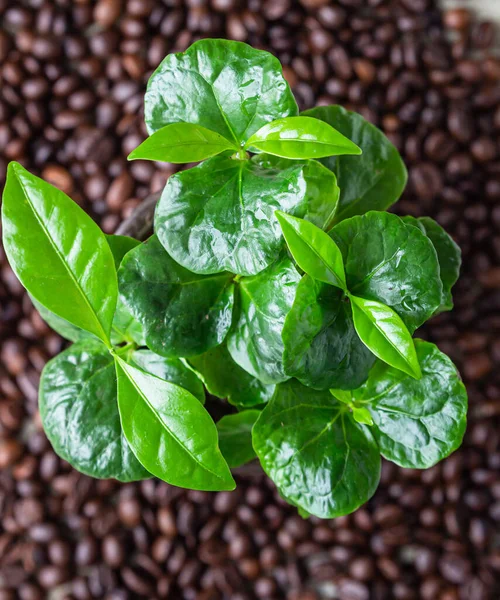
[1,40,467,518]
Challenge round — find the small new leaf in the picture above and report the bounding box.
[350,295,421,379]
[128,123,238,163]
[115,357,235,491]
[276,211,346,289]
[246,116,361,159]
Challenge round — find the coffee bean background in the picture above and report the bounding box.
[1,1,500,598]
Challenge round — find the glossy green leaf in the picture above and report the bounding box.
[106,234,145,346]
[2,162,117,346]
[217,410,260,468]
[252,380,381,518]
[115,357,235,491]
[39,339,149,482]
[349,295,421,379]
[186,344,274,408]
[132,349,205,404]
[282,277,375,390]
[402,216,461,314]
[302,105,407,222]
[145,39,297,142]
[330,212,442,332]
[276,211,346,289]
[227,255,300,384]
[246,116,361,159]
[31,296,93,343]
[353,340,467,468]
[155,153,333,277]
[255,155,340,230]
[128,123,238,163]
[118,236,234,358]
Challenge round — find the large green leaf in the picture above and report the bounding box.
[217,410,261,468]
[155,153,335,277]
[105,234,141,268]
[253,380,381,518]
[282,276,375,390]
[39,339,149,482]
[145,39,297,141]
[2,162,117,346]
[132,350,205,404]
[276,212,346,289]
[186,344,274,408]
[353,340,467,469]
[402,216,461,314]
[246,116,361,159]
[118,236,234,358]
[227,255,300,384]
[302,105,407,222]
[349,295,421,379]
[128,123,237,163]
[330,212,442,332]
[115,358,235,491]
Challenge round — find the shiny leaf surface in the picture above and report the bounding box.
[227,255,300,384]
[115,358,235,491]
[39,339,149,481]
[132,350,205,404]
[402,216,461,314]
[353,340,467,468]
[303,105,407,222]
[276,212,346,289]
[217,410,260,468]
[282,277,375,390]
[246,116,361,159]
[2,162,117,346]
[128,123,237,163]
[186,344,274,408]
[145,39,297,142]
[349,295,421,379]
[330,212,442,332]
[155,153,331,276]
[252,380,381,518]
[118,236,234,357]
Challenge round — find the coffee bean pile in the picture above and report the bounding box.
[1,0,500,598]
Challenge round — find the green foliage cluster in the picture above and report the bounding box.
[1,40,467,518]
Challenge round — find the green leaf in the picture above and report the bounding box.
[106,234,145,346]
[186,344,274,408]
[145,39,298,142]
[217,410,260,468]
[282,277,375,390]
[252,380,381,518]
[31,295,93,343]
[227,255,300,384]
[115,357,235,491]
[246,116,361,159]
[352,406,373,426]
[118,236,234,358]
[276,211,346,289]
[131,349,205,404]
[353,340,467,468]
[302,105,407,222]
[255,155,340,230]
[155,153,332,277]
[39,339,149,482]
[330,212,442,333]
[402,216,461,314]
[349,295,421,379]
[2,162,117,347]
[128,123,238,163]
